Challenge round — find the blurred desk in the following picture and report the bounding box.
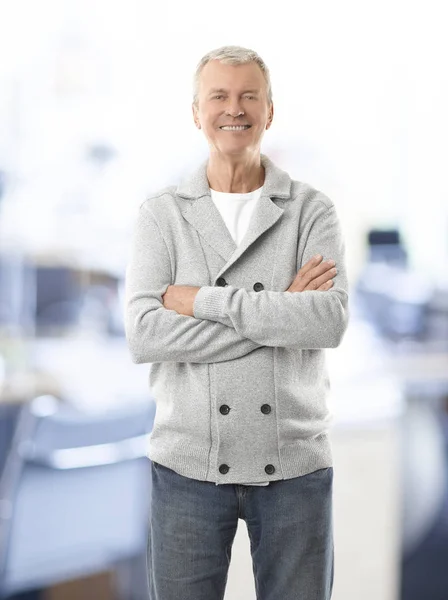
[389,351,448,383]
[27,334,150,413]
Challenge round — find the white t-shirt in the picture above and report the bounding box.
[210,184,270,486]
[210,185,263,247]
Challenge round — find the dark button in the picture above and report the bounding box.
[219,404,230,415]
[216,277,227,287]
[219,464,230,474]
[253,282,264,292]
[261,404,271,414]
[265,464,275,475]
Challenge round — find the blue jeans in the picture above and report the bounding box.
[147,460,334,600]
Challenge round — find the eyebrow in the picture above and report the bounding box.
[207,88,260,95]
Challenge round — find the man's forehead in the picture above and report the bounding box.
[201,61,263,81]
[200,67,263,91]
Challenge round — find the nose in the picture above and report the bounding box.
[225,100,245,117]
[227,109,244,117]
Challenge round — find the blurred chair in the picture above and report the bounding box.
[355,228,434,340]
[0,394,155,600]
[400,382,448,558]
[0,405,20,478]
[400,381,448,599]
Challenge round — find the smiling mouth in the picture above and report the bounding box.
[219,125,252,131]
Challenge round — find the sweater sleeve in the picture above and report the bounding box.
[124,202,265,364]
[193,200,350,349]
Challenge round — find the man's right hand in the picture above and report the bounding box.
[287,255,337,293]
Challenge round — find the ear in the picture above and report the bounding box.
[192,103,201,129]
[266,102,274,130]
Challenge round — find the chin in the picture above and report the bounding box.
[220,142,254,153]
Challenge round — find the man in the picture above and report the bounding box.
[125,45,349,600]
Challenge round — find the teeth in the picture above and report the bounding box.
[220,125,250,130]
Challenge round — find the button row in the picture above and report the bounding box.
[219,404,271,415]
[215,276,271,478]
[219,463,276,475]
[216,277,264,292]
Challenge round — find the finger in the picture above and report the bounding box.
[317,280,334,290]
[298,255,323,277]
[295,261,335,289]
[312,267,337,288]
[297,256,335,280]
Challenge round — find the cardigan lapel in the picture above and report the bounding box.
[176,154,292,266]
[179,193,237,263]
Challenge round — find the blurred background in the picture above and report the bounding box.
[0,1,447,599]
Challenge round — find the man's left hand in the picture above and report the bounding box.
[162,285,201,317]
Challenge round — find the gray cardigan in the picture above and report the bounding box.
[124,153,349,485]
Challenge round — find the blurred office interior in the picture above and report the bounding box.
[1,1,448,599]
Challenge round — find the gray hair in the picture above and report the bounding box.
[192,45,273,107]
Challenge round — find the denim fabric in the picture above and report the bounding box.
[147,459,334,600]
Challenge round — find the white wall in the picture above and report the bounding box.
[1,0,447,283]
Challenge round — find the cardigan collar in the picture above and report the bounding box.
[175,154,293,265]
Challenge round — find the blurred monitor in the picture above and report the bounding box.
[0,252,35,333]
[367,228,407,265]
[34,266,83,331]
[0,257,123,336]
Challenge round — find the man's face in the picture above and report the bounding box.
[192,60,274,157]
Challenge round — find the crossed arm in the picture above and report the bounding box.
[124,199,349,364]
[124,204,266,364]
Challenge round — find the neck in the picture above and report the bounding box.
[207,152,265,193]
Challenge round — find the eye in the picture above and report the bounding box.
[213,95,224,99]
[245,95,255,99]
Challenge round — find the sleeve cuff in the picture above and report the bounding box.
[193,285,232,321]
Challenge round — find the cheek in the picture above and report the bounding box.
[204,116,219,133]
